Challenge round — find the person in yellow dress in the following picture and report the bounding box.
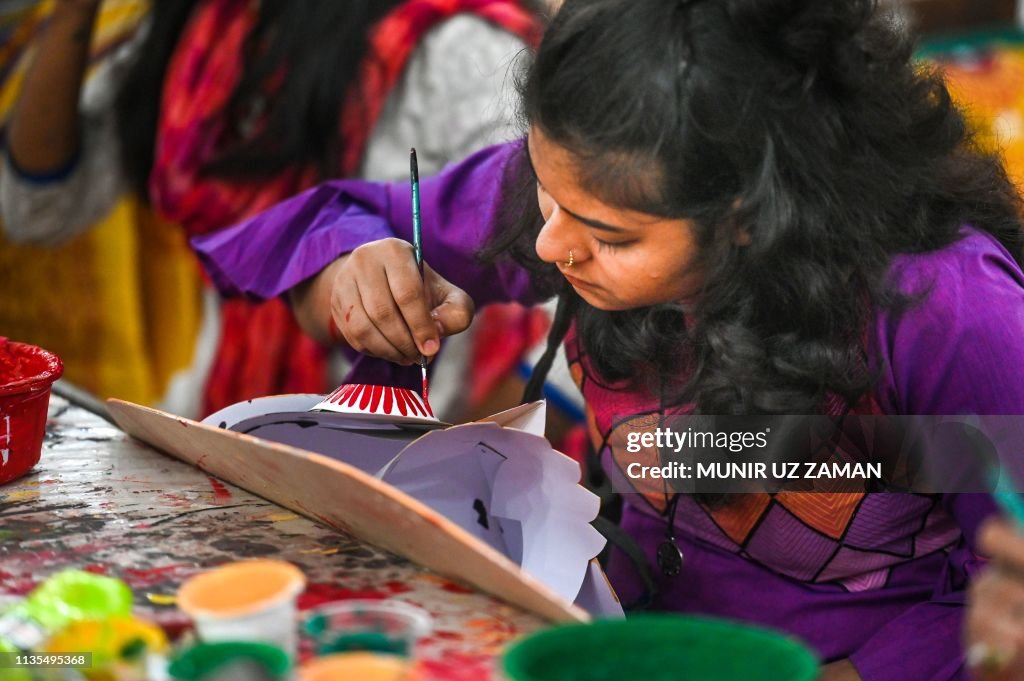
[0,0,204,410]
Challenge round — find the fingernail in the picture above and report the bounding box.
[423,339,439,355]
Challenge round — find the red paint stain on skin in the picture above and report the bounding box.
[345,305,353,323]
[296,582,392,610]
[207,476,232,503]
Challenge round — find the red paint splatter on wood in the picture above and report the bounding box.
[297,582,392,610]
[207,476,232,503]
[439,581,474,595]
[414,653,493,681]
[121,564,193,588]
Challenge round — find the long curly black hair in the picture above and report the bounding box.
[493,0,1024,416]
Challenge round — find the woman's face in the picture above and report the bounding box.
[529,127,703,311]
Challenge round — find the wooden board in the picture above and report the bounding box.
[106,399,588,624]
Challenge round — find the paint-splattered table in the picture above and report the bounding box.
[0,396,545,679]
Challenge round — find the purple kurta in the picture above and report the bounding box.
[194,141,1024,681]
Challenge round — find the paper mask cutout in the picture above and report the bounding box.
[107,389,622,622]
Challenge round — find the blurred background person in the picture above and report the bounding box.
[0,0,198,411]
[1,0,541,420]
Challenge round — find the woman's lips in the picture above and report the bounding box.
[562,272,595,289]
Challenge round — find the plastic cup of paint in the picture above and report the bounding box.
[301,599,432,657]
[501,614,819,681]
[0,337,63,485]
[176,560,306,657]
[297,652,415,681]
[168,641,292,681]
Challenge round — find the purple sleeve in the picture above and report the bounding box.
[191,140,541,307]
[852,229,1024,681]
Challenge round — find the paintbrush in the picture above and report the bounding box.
[994,471,1024,526]
[410,148,430,405]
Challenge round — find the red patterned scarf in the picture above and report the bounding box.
[150,0,539,414]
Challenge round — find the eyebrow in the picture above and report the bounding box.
[525,138,632,235]
[560,206,630,234]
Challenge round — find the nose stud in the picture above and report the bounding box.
[565,249,574,268]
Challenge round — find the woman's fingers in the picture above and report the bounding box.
[981,520,1024,569]
[328,239,476,365]
[425,262,475,336]
[967,560,1024,680]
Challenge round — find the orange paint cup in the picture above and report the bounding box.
[298,652,415,681]
[177,560,306,656]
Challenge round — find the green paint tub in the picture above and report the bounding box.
[501,615,819,681]
[168,642,291,681]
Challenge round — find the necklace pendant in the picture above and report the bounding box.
[657,539,684,576]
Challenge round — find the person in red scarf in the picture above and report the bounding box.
[3,0,542,416]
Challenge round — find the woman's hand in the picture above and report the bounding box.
[291,238,475,364]
[965,520,1024,681]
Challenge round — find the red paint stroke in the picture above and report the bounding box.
[82,564,109,575]
[406,388,424,417]
[383,581,412,595]
[368,384,382,413]
[358,384,372,411]
[297,582,392,610]
[393,387,409,416]
[345,385,362,408]
[207,476,232,503]
[382,385,393,413]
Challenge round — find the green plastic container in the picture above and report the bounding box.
[502,615,819,681]
[168,642,291,681]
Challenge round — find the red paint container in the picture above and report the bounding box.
[0,338,63,485]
